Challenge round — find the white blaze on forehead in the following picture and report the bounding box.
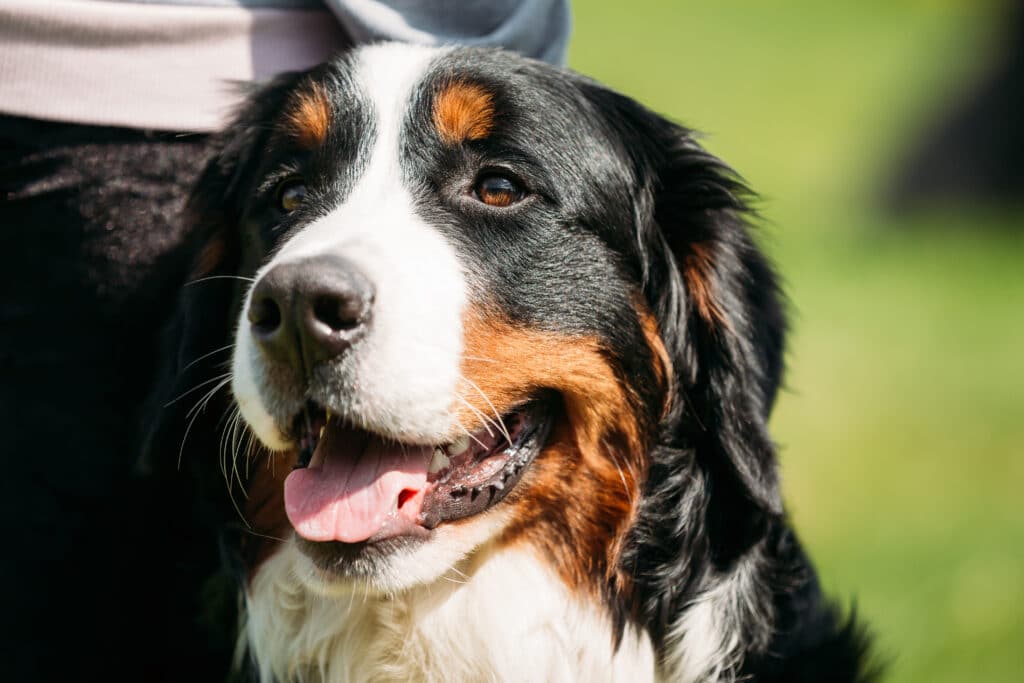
[272,44,446,262]
[234,43,466,445]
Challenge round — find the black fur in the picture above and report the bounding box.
[143,46,874,681]
[569,81,873,679]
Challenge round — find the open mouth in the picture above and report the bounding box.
[283,397,552,547]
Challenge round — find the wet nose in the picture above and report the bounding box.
[247,255,374,369]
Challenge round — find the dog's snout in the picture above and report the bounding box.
[248,255,374,368]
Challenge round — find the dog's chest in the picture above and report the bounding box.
[245,544,655,682]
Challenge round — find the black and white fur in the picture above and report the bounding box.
[143,43,873,682]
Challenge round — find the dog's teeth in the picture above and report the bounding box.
[318,426,325,439]
[448,435,470,456]
[429,448,450,474]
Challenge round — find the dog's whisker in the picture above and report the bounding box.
[177,376,232,470]
[239,527,288,544]
[452,416,489,451]
[215,405,253,529]
[217,408,234,487]
[218,409,234,486]
[245,431,260,469]
[180,343,236,374]
[230,407,249,499]
[185,274,255,287]
[607,446,633,505]
[461,376,512,443]
[457,386,512,445]
[165,371,232,408]
[218,405,235,485]
[232,415,245,492]
[185,375,231,421]
[454,393,496,438]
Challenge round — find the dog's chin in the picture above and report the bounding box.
[289,508,513,595]
[292,535,436,595]
[298,535,428,579]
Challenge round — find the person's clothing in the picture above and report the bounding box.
[0,1,345,130]
[0,114,230,680]
[324,0,570,66]
[0,0,571,131]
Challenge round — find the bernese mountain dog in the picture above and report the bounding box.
[142,43,873,682]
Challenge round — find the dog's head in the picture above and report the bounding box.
[145,43,784,627]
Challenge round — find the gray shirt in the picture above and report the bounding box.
[0,0,570,130]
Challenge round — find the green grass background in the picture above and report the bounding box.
[569,2,1023,682]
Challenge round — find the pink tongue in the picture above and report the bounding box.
[284,430,430,543]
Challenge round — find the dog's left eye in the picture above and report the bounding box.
[473,172,525,207]
[275,178,307,213]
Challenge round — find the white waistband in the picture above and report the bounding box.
[0,0,348,131]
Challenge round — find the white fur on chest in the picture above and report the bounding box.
[244,540,656,683]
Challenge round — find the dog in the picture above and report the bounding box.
[143,43,873,682]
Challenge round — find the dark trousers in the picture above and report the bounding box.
[1,115,233,681]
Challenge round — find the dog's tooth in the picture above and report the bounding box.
[448,435,470,456]
[429,448,450,474]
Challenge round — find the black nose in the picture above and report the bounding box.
[248,255,374,369]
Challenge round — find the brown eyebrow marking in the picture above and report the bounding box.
[284,82,331,149]
[433,81,495,144]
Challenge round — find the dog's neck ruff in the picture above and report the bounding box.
[244,540,656,683]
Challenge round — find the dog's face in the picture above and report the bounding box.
[152,44,785,608]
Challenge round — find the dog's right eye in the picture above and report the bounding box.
[473,172,525,208]
[275,178,307,213]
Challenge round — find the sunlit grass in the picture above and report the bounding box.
[571,3,1023,682]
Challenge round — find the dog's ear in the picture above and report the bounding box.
[651,132,787,557]
[138,73,304,476]
[586,85,787,561]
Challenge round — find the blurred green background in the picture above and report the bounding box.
[569,2,1023,682]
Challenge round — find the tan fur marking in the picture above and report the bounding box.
[683,242,727,326]
[639,307,674,418]
[284,83,331,149]
[240,450,291,579]
[433,82,495,144]
[189,234,226,279]
[456,311,639,453]
[455,310,645,598]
